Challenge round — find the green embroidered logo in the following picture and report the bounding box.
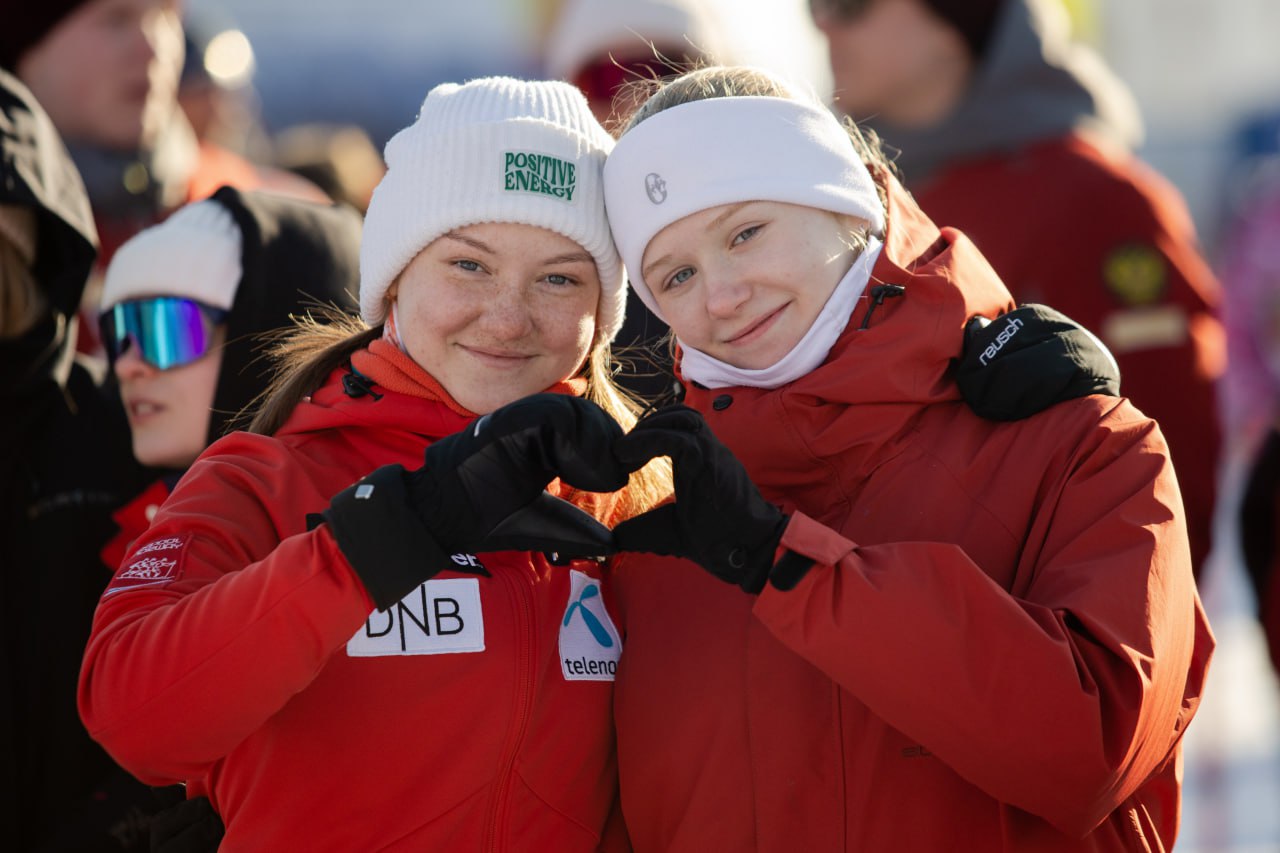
[504,151,576,201]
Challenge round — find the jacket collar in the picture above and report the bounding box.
[680,173,1014,511]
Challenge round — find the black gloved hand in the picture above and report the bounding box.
[325,393,630,609]
[956,303,1120,421]
[612,406,789,594]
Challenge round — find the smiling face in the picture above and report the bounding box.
[115,325,223,468]
[17,0,184,151]
[389,222,602,414]
[640,201,857,370]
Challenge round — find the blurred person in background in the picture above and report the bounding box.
[1,0,325,355]
[1216,161,1280,679]
[545,0,737,402]
[272,122,387,214]
[97,185,362,574]
[809,0,1225,576]
[0,67,156,852]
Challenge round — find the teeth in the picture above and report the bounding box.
[134,401,161,415]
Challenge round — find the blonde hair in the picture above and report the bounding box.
[248,307,671,522]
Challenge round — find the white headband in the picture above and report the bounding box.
[602,96,886,320]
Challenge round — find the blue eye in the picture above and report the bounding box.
[546,273,576,286]
[732,225,761,246]
[664,267,695,291]
[455,259,481,272]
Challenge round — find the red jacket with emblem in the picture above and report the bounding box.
[78,367,625,852]
[610,176,1214,852]
[913,131,1223,573]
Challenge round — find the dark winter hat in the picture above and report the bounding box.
[0,0,92,71]
[956,303,1120,421]
[921,0,1005,59]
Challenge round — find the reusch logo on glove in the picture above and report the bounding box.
[978,315,1025,366]
[504,151,576,201]
[559,570,621,681]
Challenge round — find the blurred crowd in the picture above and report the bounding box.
[1,0,1277,849]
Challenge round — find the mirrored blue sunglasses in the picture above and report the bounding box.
[100,297,229,371]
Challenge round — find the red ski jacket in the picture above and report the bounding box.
[79,367,625,851]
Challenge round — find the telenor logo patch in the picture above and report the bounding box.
[504,151,575,201]
[560,570,621,681]
[104,534,190,596]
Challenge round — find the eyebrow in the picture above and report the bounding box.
[440,231,594,266]
[641,201,756,281]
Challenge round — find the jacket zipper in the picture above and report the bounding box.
[483,565,536,852]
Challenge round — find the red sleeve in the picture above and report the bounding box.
[78,443,375,785]
[751,408,1212,837]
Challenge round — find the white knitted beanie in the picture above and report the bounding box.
[359,76,625,344]
[101,199,242,310]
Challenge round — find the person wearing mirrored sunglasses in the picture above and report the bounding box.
[95,184,362,571]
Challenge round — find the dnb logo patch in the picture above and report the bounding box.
[504,150,576,201]
[559,570,622,681]
[104,534,190,596]
[1103,243,1167,305]
[348,577,485,657]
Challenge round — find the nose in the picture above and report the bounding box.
[703,267,752,320]
[478,280,535,339]
[113,337,158,382]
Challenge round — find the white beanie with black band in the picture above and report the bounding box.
[359,76,625,345]
[101,199,242,311]
[602,95,886,322]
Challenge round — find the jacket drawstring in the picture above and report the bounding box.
[859,283,906,330]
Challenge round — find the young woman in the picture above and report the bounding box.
[598,66,1214,852]
[79,77,665,851]
[96,184,363,569]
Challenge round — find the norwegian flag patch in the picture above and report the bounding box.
[104,534,191,596]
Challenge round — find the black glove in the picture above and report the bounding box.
[149,794,224,853]
[956,303,1120,421]
[612,406,790,594]
[325,394,630,609]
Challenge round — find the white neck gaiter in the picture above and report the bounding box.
[679,237,883,390]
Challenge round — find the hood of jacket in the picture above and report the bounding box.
[206,185,361,443]
[0,68,98,321]
[679,171,1015,513]
[862,0,1143,185]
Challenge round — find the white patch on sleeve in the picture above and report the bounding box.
[347,577,485,657]
[104,535,189,596]
[559,569,622,681]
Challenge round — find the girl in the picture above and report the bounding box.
[600,66,1213,852]
[80,77,664,851]
[98,184,362,569]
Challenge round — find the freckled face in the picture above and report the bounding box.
[389,222,602,414]
[640,201,857,369]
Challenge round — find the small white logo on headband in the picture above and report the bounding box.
[645,173,667,204]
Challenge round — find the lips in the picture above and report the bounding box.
[126,399,164,421]
[462,344,535,367]
[725,304,786,345]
